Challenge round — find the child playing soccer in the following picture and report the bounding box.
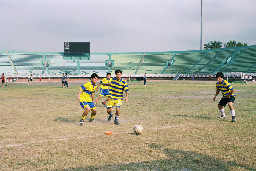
[77,73,99,125]
[95,73,112,106]
[106,69,129,125]
[213,72,236,122]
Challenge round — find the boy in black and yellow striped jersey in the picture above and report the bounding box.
[213,72,236,122]
[106,69,129,125]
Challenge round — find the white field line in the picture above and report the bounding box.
[0,124,185,149]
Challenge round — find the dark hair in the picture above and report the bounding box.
[115,69,122,74]
[91,73,99,79]
[216,72,224,78]
[106,72,111,76]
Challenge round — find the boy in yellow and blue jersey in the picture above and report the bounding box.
[213,72,236,122]
[77,73,99,125]
[95,73,112,106]
[106,69,129,125]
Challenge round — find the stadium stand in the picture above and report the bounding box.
[0,45,256,77]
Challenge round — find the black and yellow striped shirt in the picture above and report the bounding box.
[216,80,236,97]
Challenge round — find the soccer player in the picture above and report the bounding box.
[143,73,147,86]
[28,74,33,85]
[61,73,65,88]
[77,73,99,125]
[106,69,129,125]
[64,73,68,88]
[95,73,112,106]
[213,72,236,122]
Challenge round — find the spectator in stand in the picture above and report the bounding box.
[244,74,248,84]
[249,75,253,83]
[1,73,5,87]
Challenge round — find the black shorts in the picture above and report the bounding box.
[218,96,235,107]
[62,81,65,84]
[2,80,4,83]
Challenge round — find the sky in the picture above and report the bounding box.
[0,0,255,53]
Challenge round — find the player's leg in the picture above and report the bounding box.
[106,99,113,122]
[114,99,122,125]
[89,102,96,122]
[80,102,91,123]
[107,107,113,122]
[89,108,96,122]
[228,98,236,122]
[218,97,227,118]
[114,106,120,125]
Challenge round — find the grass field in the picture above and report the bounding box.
[0,81,256,170]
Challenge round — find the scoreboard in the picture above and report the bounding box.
[64,42,90,54]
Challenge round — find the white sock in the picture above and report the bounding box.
[230,110,235,116]
[220,109,225,116]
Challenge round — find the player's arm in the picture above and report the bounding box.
[77,89,82,101]
[124,82,129,102]
[226,83,235,98]
[102,83,111,86]
[96,82,102,91]
[213,89,220,101]
[91,93,95,103]
[125,91,129,102]
[226,89,235,98]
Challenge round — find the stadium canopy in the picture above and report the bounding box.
[0,45,256,76]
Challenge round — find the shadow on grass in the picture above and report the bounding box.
[172,114,213,120]
[54,117,77,123]
[57,143,255,171]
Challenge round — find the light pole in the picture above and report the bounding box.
[200,0,203,50]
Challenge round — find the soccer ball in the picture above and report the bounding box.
[134,125,143,135]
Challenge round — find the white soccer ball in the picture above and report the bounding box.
[134,125,143,135]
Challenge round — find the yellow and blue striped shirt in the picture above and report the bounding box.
[109,78,129,100]
[216,80,236,97]
[80,81,97,102]
[100,78,112,89]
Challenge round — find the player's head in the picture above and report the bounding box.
[216,72,224,83]
[91,73,99,84]
[106,72,111,79]
[65,73,67,75]
[2,73,4,75]
[115,69,122,80]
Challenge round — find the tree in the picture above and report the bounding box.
[224,40,248,48]
[204,40,248,49]
[204,41,223,49]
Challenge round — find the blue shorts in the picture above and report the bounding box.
[80,101,96,110]
[99,89,110,97]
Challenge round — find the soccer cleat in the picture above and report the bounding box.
[219,115,226,118]
[114,120,120,125]
[108,114,113,122]
[89,118,95,122]
[231,116,236,122]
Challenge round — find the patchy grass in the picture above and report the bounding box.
[0,81,255,170]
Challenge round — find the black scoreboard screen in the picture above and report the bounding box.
[64,42,90,54]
